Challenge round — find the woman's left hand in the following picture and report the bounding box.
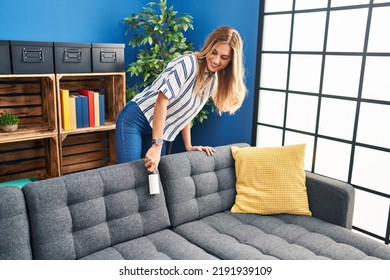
[187,145,216,156]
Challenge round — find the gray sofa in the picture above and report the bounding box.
[1,143,390,260]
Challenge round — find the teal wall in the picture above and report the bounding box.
[0,0,260,151]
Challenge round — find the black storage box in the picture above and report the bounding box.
[54,42,92,73]
[92,43,124,72]
[0,40,12,74]
[10,40,54,74]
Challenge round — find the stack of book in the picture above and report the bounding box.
[60,89,105,130]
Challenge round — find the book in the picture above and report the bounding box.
[99,94,105,125]
[79,95,89,128]
[60,89,71,130]
[78,89,95,127]
[93,92,100,127]
[69,95,77,130]
[73,95,83,128]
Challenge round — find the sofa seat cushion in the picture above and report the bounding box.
[173,211,390,260]
[22,160,171,260]
[80,229,217,260]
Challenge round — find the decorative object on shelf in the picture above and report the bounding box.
[0,113,20,132]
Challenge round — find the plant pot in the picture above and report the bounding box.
[1,124,18,132]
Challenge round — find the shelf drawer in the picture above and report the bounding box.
[0,40,11,74]
[92,43,124,73]
[54,42,92,73]
[10,41,54,74]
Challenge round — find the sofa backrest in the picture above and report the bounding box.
[0,186,32,259]
[159,143,248,227]
[22,160,171,260]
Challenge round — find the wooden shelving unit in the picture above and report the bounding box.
[0,72,126,182]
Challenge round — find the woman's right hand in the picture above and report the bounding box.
[144,144,163,172]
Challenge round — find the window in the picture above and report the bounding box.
[255,0,390,244]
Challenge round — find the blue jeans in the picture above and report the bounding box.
[115,101,165,163]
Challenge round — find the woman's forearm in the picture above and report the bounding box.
[181,122,192,151]
[144,92,169,172]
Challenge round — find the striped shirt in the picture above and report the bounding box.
[132,54,216,141]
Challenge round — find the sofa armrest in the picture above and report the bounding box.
[305,171,355,229]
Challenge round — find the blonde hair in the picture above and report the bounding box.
[194,26,247,114]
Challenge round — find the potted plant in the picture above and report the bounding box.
[123,0,215,126]
[0,112,20,132]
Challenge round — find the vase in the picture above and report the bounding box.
[1,124,18,132]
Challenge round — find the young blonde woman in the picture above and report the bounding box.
[115,26,247,172]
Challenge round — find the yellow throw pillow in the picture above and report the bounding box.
[231,144,312,216]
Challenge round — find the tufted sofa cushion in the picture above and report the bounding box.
[159,143,249,227]
[22,160,172,260]
[173,211,390,260]
[80,229,217,260]
[0,186,32,259]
